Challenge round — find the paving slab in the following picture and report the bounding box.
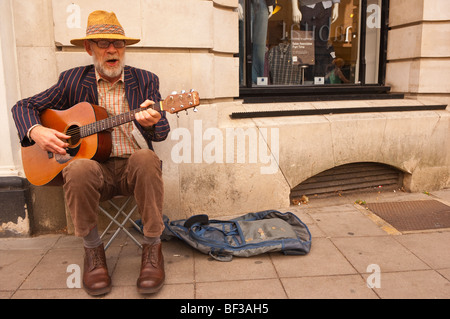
[281,275,379,299]
[394,232,450,269]
[331,236,430,273]
[196,279,287,299]
[271,237,357,277]
[362,270,450,299]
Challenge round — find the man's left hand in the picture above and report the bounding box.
[135,100,161,128]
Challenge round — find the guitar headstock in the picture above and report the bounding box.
[161,90,200,114]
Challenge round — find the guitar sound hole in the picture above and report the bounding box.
[67,125,81,146]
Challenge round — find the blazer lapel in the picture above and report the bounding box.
[78,65,141,108]
[80,65,98,104]
[124,66,142,111]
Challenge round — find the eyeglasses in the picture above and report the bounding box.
[90,40,126,49]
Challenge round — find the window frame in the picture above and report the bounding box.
[238,0,391,102]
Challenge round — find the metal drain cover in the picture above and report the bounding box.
[366,200,450,232]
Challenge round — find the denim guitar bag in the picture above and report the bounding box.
[161,210,312,262]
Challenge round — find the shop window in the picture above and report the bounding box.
[238,0,387,91]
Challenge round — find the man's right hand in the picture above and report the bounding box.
[30,125,71,155]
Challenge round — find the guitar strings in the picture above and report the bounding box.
[55,95,194,139]
[62,107,146,138]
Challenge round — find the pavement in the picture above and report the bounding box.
[1,189,450,300]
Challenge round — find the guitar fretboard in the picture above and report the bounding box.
[64,91,198,140]
[78,105,157,138]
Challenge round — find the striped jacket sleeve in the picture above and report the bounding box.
[11,72,71,146]
[132,68,170,144]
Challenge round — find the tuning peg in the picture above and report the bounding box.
[190,89,195,92]
[185,110,188,115]
[193,107,198,112]
[171,91,177,95]
[181,90,186,94]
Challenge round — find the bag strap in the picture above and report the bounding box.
[183,214,209,229]
[209,251,233,262]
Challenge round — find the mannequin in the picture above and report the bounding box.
[291,0,339,24]
[291,0,340,79]
[238,1,274,20]
[239,0,275,85]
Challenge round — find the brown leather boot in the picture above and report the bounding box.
[137,242,165,294]
[83,243,112,296]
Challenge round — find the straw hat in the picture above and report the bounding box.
[70,10,140,47]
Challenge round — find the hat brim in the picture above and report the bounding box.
[70,34,140,47]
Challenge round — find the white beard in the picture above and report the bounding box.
[92,53,125,81]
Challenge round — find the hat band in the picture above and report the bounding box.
[86,24,125,36]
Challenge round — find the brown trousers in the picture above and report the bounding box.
[62,149,164,238]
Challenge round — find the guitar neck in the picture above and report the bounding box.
[79,103,161,138]
[72,90,199,138]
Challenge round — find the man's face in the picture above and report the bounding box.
[85,39,126,82]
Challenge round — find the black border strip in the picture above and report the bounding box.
[230,104,448,119]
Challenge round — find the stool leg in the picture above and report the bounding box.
[109,205,142,250]
[99,198,143,250]
[100,198,132,240]
[105,198,144,234]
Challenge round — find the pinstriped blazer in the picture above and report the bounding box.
[11,64,170,150]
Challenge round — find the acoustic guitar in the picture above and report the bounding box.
[21,90,200,186]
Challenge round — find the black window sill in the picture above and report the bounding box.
[238,85,404,104]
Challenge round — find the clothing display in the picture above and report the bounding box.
[239,0,343,86]
[251,0,270,83]
[268,43,303,85]
[239,0,274,84]
[299,0,340,7]
[298,1,335,78]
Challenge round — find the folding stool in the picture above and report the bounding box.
[99,196,143,251]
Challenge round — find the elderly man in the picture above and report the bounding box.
[12,10,169,296]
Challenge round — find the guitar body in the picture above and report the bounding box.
[21,102,112,186]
